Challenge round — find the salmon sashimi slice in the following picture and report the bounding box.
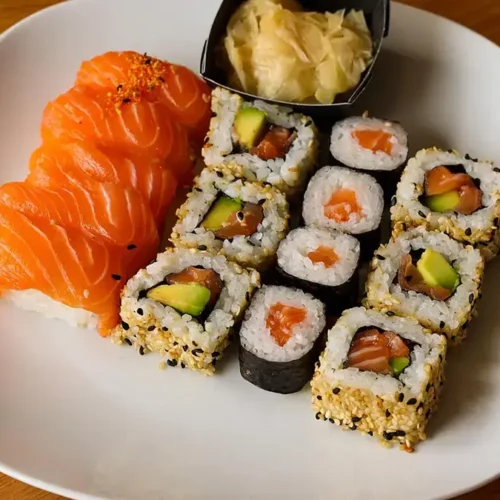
[167,266,223,306]
[323,189,362,222]
[0,205,126,335]
[250,126,295,160]
[75,51,211,145]
[0,180,159,276]
[352,129,394,155]
[266,302,307,347]
[424,166,473,196]
[27,141,177,227]
[455,183,483,215]
[384,331,410,359]
[41,86,194,183]
[307,246,339,267]
[398,254,452,301]
[215,202,264,239]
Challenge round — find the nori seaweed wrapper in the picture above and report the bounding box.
[356,226,382,262]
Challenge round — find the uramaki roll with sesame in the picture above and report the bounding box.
[171,167,289,270]
[311,307,447,452]
[391,148,500,261]
[363,227,484,345]
[112,248,260,375]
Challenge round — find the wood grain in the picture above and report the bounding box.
[0,0,499,498]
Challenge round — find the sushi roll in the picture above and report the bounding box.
[275,227,360,314]
[171,167,289,270]
[391,148,500,261]
[330,116,408,198]
[311,307,447,452]
[239,285,326,394]
[113,248,260,375]
[302,166,384,260]
[363,227,484,345]
[202,87,319,196]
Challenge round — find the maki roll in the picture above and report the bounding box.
[391,148,500,261]
[330,116,408,198]
[239,285,326,394]
[202,87,319,196]
[311,307,447,452]
[171,167,289,270]
[276,226,360,314]
[302,166,384,259]
[113,248,260,375]
[363,227,484,345]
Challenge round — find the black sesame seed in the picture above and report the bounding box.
[258,199,266,205]
[447,149,454,153]
[121,321,130,331]
[193,341,198,347]
[376,254,385,260]
[350,425,357,431]
[173,341,178,346]
[111,274,122,281]
[440,321,445,329]
[418,210,426,218]
[494,167,500,173]
[407,398,417,406]
[385,410,391,418]
[195,187,203,192]
[147,325,155,332]
[162,326,168,332]
[212,359,217,367]
[469,293,474,304]
[117,84,123,91]
[352,416,361,423]
[158,76,165,83]
[145,58,152,65]
[139,346,145,356]
[138,290,147,300]
[127,244,137,250]
[212,351,220,358]
[181,362,186,369]
[167,359,178,367]
[386,311,395,317]
[333,387,341,395]
[315,412,322,420]
[465,228,472,236]
[192,348,203,357]
[398,393,404,402]
[137,308,144,316]
[124,338,132,346]
[203,137,210,145]
[263,182,273,187]
[368,431,373,436]
[465,153,472,160]
[390,195,397,207]
[197,245,208,251]
[383,431,393,441]
[305,119,312,127]
[245,292,250,301]
[426,383,431,392]
[183,345,188,352]
[329,418,335,424]
[122,97,132,104]
[394,430,406,437]
[316,395,322,401]
[237,211,244,221]
[216,171,224,178]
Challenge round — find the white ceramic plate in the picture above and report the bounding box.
[0,1,499,499]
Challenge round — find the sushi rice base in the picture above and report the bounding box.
[203,87,318,191]
[330,116,408,171]
[277,227,360,286]
[392,148,500,233]
[365,227,483,331]
[239,285,326,363]
[121,248,260,351]
[320,307,445,397]
[171,168,288,266]
[302,166,384,234]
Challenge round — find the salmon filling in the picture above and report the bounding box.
[352,129,394,155]
[345,327,411,376]
[167,266,223,306]
[215,202,264,239]
[423,165,482,215]
[250,126,296,161]
[266,302,307,347]
[323,189,362,222]
[307,246,339,267]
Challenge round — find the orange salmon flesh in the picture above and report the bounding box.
[307,246,339,267]
[324,189,362,223]
[352,129,394,155]
[266,303,307,347]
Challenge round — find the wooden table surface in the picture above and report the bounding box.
[0,0,499,498]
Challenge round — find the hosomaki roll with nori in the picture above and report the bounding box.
[330,116,408,199]
[276,226,360,314]
[171,167,289,270]
[311,307,447,452]
[302,166,384,259]
[363,226,484,345]
[202,87,319,196]
[391,148,500,261]
[239,285,326,394]
[112,248,260,375]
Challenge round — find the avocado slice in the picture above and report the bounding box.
[424,191,460,213]
[201,196,242,231]
[389,357,410,377]
[147,283,211,316]
[234,107,267,148]
[416,248,459,290]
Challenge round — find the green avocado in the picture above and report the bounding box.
[416,248,459,290]
[234,107,267,148]
[389,357,410,376]
[201,196,242,231]
[147,283,211,317]
[424,191,460,213]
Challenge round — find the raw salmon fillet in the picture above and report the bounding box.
[0,205,126,335]
[27,141,177,227]
[76,51,211,145]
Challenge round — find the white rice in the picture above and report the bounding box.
[203,87,318,193]
[171,168,289,268]
[364,227,484,331]
[302,166,384,234]
[320,307,445,397]
[277,227,360,286]
[240,285,326,362]
[330,116,408,171]
[121,248,260,351]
